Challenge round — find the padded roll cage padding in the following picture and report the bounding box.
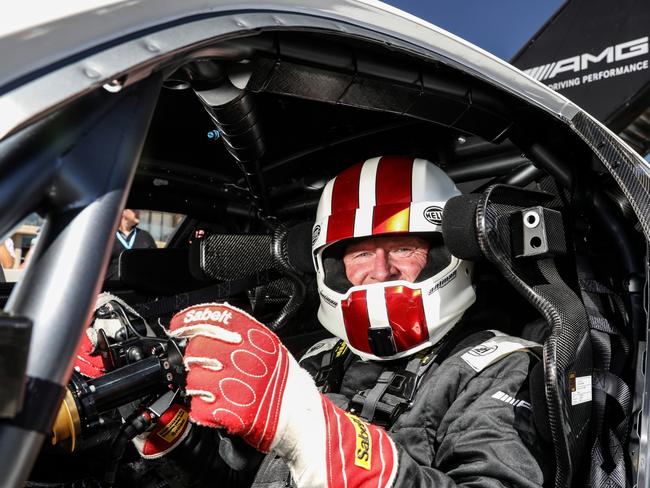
[197,225,306,332]
[475,185,592,488]
[199,233,275,282]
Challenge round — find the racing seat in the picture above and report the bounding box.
[444,185,592,488]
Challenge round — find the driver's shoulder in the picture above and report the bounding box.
[298,337,345,375]
[436,330,542,391]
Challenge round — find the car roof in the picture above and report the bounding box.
[3,0,649,242]
[0,0,578,141]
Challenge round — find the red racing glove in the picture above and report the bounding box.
[73,329,106,378]
[169,303,398,488]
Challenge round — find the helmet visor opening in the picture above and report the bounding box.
[322,239,354,294]
[416,233,452,282]
[321,233,451,294]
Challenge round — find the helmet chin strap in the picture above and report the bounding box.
[367,325,398,356]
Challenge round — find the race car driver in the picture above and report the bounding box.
[166,156,549,487]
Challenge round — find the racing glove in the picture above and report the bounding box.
[74,329,106,378]
[73,293,133,378]
[169,303,398,488]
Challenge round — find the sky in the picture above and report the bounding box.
[384,0,565,61]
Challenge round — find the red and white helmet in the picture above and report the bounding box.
[312,156,476,361]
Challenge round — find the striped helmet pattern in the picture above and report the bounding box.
[313,156,473,360]
[312,156,460,253]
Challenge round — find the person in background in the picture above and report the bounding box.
[0,238,15,269]
[106,209,157,280]
[19,232,39,270]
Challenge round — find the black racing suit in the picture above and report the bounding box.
[248,329,551,487]
[146,328,550,488]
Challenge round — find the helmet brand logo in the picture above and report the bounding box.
[428,270,457,295]
[467,344,498,357]
[312,225,321,245]
[319,292,337,308]
[423,206,443,225]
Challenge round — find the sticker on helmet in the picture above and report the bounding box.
[423,206,443,225]
[312,225,321,244]
[428,270,457,295]
[319,291,338,308]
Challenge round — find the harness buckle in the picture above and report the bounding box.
[349,369,418,427]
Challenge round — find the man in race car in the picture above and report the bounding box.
[166,156,548,487]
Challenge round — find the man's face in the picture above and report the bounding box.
[342,235,429,286]
[121,209,140,230]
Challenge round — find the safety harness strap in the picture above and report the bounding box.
[359,371,397,422]
[576,263,630,488]
[351,332,539,428]
[313,340,353,393]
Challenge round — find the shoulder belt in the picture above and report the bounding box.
[300,338,352,393]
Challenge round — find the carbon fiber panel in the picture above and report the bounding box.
[476,185,592,488]
[200,234,274,281]
[571,112,650,241]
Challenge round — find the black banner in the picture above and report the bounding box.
[511,0,650,131]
